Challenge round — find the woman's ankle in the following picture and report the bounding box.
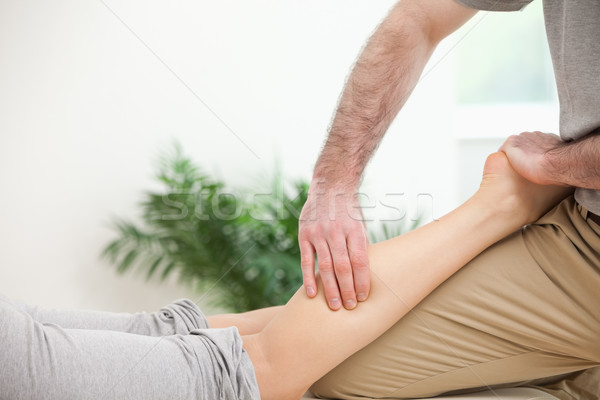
[475,152,571,226]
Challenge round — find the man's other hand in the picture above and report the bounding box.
[500,131,566,186]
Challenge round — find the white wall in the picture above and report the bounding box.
[0,1,555,312]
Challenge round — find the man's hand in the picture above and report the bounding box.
[499,131,566,186]
[298,185,370,310]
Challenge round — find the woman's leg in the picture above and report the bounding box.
[310,194,600,399]
[4,288,282,337]
[2,295,207,336]
[242,153,574,400]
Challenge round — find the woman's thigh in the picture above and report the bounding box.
[311,198,600,399]
[0,296,259,400]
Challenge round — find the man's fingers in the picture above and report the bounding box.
[299,240,317,297]
[329,238,357,310]
[314,241,342,310]
[347,231,370,302]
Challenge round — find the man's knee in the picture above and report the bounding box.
[309,371,397,400]
[309,375,347,399]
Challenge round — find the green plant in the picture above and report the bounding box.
[102,145,419,312]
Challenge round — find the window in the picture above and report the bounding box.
[455,0,555,105]
[451,0,559,202]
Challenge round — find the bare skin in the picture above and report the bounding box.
[207,306,282,336]
[500,130,600,189]
[213,153,571,400]
[298,0,477,310]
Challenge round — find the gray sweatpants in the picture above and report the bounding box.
[0,294,260,400]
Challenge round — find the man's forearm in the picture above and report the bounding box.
[313,3,437,189]
[545,133,600,189]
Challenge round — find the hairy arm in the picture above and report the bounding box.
[299,0,477,310]
[545,134,600,188]
[501,130,600,189]
[314,0,476,187]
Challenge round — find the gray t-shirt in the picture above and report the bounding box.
[456,0,600,215]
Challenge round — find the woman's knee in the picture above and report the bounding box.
[156,298,209,334]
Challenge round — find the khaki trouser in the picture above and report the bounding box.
[310,196,600,399]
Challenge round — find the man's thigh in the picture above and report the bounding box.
[310,197,600,399]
